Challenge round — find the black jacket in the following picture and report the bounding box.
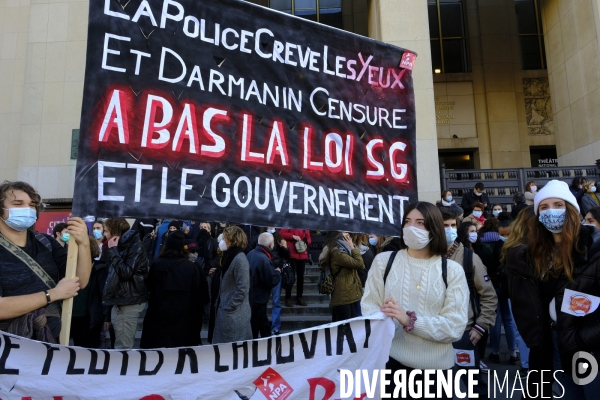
[271,242,290,270]
[511,202,528,220]
[461,190,490,216]
[140,257,205,348]
[506,226,600,374]
[102,230,149,306]
[357,247,375,287]
[247,245,280,304]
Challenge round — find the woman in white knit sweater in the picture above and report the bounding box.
[362,202,469,399]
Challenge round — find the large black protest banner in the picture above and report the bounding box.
[73,0,418,235]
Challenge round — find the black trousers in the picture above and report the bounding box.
[332,303,357,322]
[384,357,452,400]
[71,314,103,348]
[251,303,271,339]
[285,259,306,300]
[521,346,554,399]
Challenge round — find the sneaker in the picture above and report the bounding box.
[509,354,520,365]
[285,299,294,307]
[297,298,307,306]
[272,331,280,336]
[488,353,500,362]
[479,361,490,373]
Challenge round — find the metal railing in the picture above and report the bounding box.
[440,159,600,211]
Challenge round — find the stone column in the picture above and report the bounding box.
[368,0,440,203]
[541,0,600,165]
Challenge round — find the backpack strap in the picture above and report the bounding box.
[34,232,53,252]
[442,257,448,288]
[462,248,479,319]
[383,251,398,284]
[0,233,56,289]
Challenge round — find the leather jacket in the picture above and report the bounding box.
[102,230,149,306]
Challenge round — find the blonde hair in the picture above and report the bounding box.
[582,179,596,191]
[222,226,248,249]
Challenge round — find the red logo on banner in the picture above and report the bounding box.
[569,295,592,314]
[399,52,417,70]
[456,352,471,365]
[254,367,294,400]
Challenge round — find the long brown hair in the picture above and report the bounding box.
[528,203,582,280]
[401,202,448,256]
[501,206,534,262]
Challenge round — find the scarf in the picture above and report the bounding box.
[358,244,369,255]
[221,247,243,276]
[480,232,501,243]
[473,214,486,223]
[441,199,455,207]
[258,245,273,260]
[336,239,352,256]
[7,308,56,343]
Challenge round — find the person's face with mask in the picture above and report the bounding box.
[492,206,502,217]
[498,226,511,241]
[266,227,277,234]
[0,189,38,233]
[168,226,178,232]
[368,234,378,247]
[57,228,69,243]
[538,198,567,234]
[472,206,484,218]
[92,222,104,240]
[443,218,458,247]
[200,223,211,232]
[467,225,478,243]
[584,212,600,230]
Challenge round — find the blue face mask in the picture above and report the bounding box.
[445,195,453,202]
[368,237,378,246]
[538,208,566,233]
[473,211,483,218]
[267,229,276,234]
[1,207,37,232]
[499,236,507,242]
[493,210,501,217]
[60,233,70,243]
[445,227,458,246]
[93,229,103,240]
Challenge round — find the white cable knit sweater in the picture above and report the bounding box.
[361,250,469,370]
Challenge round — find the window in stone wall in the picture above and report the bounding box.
[427,0,469,74]
[269,0,343,29]
[515,0,546,69]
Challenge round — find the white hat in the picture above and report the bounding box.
[533,180,580,215]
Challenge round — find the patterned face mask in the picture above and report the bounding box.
[538,208,567,233]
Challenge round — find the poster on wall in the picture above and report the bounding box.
[72,0,418,235]
[34,211,72,237]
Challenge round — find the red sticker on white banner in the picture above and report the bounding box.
[254,367,294,400]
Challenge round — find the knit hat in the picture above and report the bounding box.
[533,180,580,215]
[165,230,186,250]
[168,220,182,230]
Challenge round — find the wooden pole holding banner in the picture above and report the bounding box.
[59,236,79,345]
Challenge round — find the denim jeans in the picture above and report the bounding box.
[490,289,517,353]
[271,278,282,333]
[515,321,530,368]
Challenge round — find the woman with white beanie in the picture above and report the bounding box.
[504,180,600,399]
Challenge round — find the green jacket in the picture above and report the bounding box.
[327,247,365,307]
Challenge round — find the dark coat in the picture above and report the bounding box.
[506,226,600,374]
[511,202,528,219]
[140,257,206,348]
[271,242,290,270]
[102,230,149,306]
[247,245,281,304]
[357,247,375,287]
[461,190,490,216]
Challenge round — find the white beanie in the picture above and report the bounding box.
[533,180,580,215]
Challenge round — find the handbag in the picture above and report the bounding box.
[281,261,295,290]
[294,231,308,253]
[317,258,339,295]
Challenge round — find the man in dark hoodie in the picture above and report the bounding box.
[102,218,149,350]
[246,232,281,339]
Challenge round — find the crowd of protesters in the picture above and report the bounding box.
[1,178,600,399]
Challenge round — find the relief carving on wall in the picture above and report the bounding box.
[523,78,554,136]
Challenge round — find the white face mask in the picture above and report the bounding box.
[473,211,483,218]
[493,210,501,217]
[468,232,478,243]
[530,186,537,192]
[219,240,228,251]
[475,191,483,197]
[402,226,432,250]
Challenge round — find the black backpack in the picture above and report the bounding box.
[383,251,447,287]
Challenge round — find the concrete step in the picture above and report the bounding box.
[267,302,331,316]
